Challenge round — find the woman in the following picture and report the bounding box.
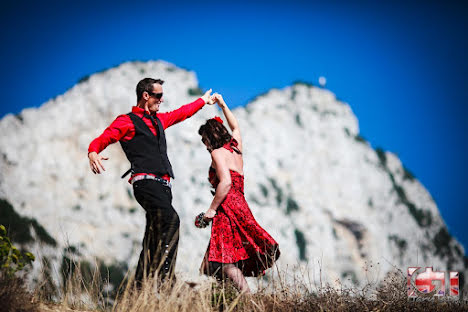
[198,93,280,293]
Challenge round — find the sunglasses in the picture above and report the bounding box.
[147,91,163,99]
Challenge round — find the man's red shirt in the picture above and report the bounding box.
[88,98,206,181]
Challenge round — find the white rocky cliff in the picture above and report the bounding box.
[0,60,466,292]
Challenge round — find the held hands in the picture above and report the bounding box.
[212,93,226,107]
[201,89,216,105]
[201,90,228,107]
[88,152,109,174]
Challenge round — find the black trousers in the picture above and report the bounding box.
[132,179,180,286]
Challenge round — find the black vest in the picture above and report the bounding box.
[120,113,174,178]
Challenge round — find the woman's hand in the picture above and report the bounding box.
[204,208,217,221]
[213,93,226,107]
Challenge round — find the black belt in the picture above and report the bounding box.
[130,174,172,188]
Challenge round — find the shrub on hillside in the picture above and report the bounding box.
[0,224,35,277]
[0,224,37,312]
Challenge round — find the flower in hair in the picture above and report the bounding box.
[210,116,223,124]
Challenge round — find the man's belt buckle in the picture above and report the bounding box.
[132,175,172,188]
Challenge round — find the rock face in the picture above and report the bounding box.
[0,60,466,292]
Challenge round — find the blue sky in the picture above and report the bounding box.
[1,1,467,252]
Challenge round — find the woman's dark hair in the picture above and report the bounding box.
[198,119,232,152]
[136,78,164,101]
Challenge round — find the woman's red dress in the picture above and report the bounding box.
[200,139,280,277]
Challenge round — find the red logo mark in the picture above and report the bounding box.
[407,267,459,298]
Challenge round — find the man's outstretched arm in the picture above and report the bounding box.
[159,89,215,129]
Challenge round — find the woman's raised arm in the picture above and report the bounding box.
[214,93,242,152]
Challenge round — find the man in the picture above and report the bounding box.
[88,78,214,286]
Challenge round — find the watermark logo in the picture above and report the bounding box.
[407,267,459,299]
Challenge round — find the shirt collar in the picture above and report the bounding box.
[132,106,156,117]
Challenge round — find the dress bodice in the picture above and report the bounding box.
[209,167,244,192]
[208,138,244,193]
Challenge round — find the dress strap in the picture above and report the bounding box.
[223,138,241,154]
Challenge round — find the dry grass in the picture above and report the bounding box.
[0,273,38,312]
[2,261,467,312]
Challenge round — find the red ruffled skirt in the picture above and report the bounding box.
[200,170,280,277]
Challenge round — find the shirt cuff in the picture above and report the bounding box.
[198,97,207,106]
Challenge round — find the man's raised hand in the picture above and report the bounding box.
[201,89,215,105]
[88,152,109,174]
